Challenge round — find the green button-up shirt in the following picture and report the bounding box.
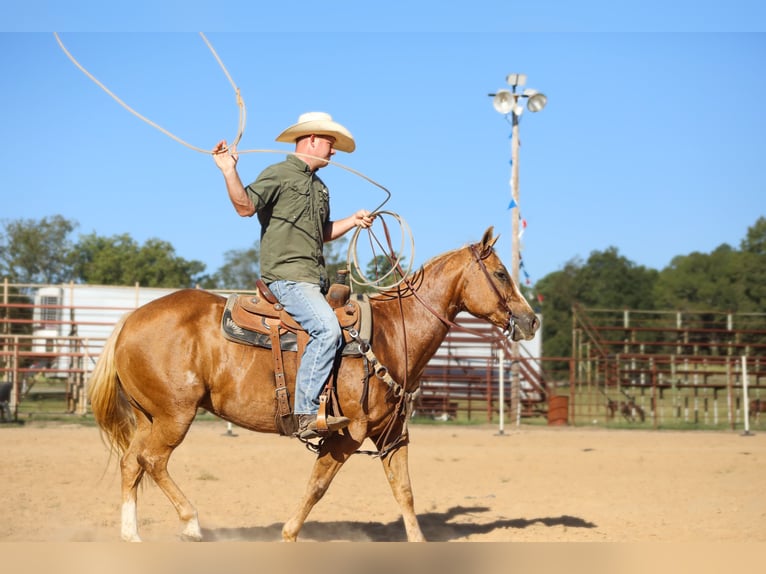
[245,154,330,285]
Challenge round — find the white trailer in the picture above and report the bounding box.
[31,284,178,377]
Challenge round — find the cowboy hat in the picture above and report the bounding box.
[275,111,356,153]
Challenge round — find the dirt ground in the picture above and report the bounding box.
[1,421,764,543]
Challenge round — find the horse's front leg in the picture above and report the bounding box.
[282,434,359,542]
[380,444,425,542]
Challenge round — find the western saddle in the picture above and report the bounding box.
[220,275,371,436]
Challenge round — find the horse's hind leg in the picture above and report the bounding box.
[380,444,425,541]
[119,409,150,542]
[133,415,202,541]
[282,435,359,541]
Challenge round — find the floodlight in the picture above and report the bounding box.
[526,92,547,112]
[492,90,514,115]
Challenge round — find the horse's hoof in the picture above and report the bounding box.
[180,532,204,542]
[281,525,298,542]
[181,518,203,541]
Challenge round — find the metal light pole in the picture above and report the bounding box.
[489,73,546,426]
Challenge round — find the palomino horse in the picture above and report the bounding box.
[88,227,539,542]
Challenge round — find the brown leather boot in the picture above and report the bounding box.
[296,414,350,439]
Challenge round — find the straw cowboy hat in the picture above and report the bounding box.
[276,112,356,153]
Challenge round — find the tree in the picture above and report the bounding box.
[73,232,205,287]
[739,217,766,310]
[653,245,746,312]
[325,237,349,284]
[574,247,658,309]
[0,215,78,283]
[209,242,261,290]
[741,216,766,255]
[350,252,408,293]
[535,247,658,359]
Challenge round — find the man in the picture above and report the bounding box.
[213,112,374,439]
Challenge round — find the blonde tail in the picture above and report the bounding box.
[87,312,136,456]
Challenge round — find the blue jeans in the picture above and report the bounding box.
[268,280,342,415]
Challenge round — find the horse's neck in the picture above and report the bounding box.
[369,254,465,383]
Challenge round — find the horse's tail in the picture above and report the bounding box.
[88,312,136,457]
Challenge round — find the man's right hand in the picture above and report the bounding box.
[213,140,238,173]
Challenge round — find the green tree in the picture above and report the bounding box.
[351,252,407,293]
[534,260,580,360]
[325,237,349,284]
[209,242,261,290]
[73,232,205,287]
[739,217,766,310]
[535,247,658,359]
[0,215,78,283]
[741,216,766,255]
[575,247,658,309]
[653,245,745,312]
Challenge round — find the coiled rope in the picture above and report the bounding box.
[53,32,412,290]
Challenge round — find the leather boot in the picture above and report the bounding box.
[296,413,350,439]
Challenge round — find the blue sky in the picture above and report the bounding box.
[2,3,765,288]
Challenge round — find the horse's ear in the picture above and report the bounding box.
[480,227,499,253]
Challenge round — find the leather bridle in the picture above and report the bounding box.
[396,243,520,343]
[468,244,520,340]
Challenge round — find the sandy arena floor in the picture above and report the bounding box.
[1,421,764,543]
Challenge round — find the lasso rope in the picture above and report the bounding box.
[347,211,415,290]
[53,32,410,289]
[53,32,245,154]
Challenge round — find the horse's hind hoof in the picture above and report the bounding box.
[180,533,204,542]
[180,519,203,541]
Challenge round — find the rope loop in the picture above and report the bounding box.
[347,211,415,292]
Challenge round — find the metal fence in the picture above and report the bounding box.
[570,306,766,431]
[2,282,765,433]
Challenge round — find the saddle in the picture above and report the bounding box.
[221,280,370,354]
[220,279,372,436]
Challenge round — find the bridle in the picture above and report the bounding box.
[395,243,520,343]
[467,244,520,341]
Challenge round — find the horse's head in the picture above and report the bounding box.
[460,227,539,341]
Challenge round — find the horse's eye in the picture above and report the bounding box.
[494,270,509,283]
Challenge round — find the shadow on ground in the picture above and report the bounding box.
[202,505,596,542]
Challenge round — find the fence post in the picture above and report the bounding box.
[569,357,576,427]
[497,347,505,435]
[742,356,753,436]
[11,336,19,419]
[652,358,658,429]
[727,358,734,430]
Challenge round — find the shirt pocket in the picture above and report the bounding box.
[274,184,310,222]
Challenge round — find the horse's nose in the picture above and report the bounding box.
[521,314,539,337]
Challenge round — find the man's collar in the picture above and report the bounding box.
[286,153,313,174]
